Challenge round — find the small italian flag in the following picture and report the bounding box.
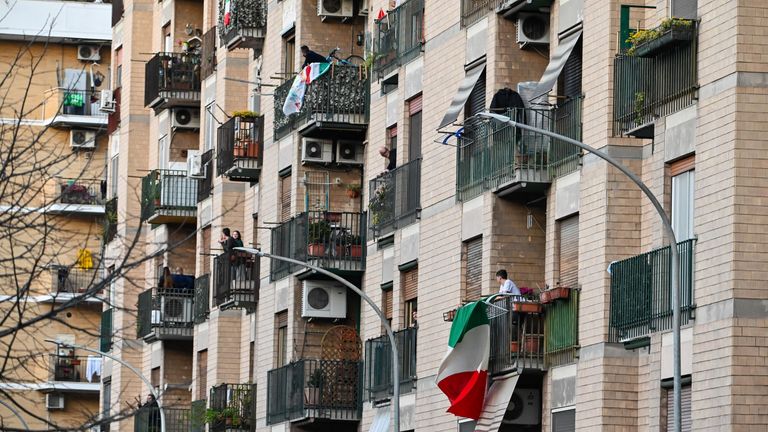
[436,301,490,420]
[282,63,331,116]
[223,0,232,26]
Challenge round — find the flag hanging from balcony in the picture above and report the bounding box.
[223,0,232,26]
[282,62,331,116]
[436,301,490,420]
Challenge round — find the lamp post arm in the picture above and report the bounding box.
[0,398,30,430]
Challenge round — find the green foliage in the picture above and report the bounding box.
[232,110,260,118]
[307,220,331,244]
[346,183,362,193]
[626,18,693,56]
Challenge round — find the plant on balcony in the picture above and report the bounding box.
[205,407,240,427]
[634,91,646,125]
[345,183,362,199]
[307,220,331,257]
[368,180,393,228]
[232,110,260,118]
[61,183,95,204]
[626,17,694,57]
[304,369,324,406]
[345,233,363,258]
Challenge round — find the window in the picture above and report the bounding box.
[279,173,292,222]
[283,32,295,74]
[558,39,582,99]
[275,311,288,367]
[107,265,116,306]
[201,226,211,275]
[151,367,160,392]
[102,379,112,427]
[109,133,119,198]
[558,215,579,288]
[552,408,576,432]
[162,24,172,52]
[670,157,695,241]
[158,134,169,170]
[402,268,418,328]
[672,0,697,19]
[252,215,258,249]
[249,341,255,382]
[197,350,208,400]
[204,102,216,151]
[386,125,398,170]
[663,383,692,431]
[408,95,422,161]
[463,237,482,301]
[464,70,486,119]
[382,287,393,334]
[114,47,123,88]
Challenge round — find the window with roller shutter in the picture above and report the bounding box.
[280,174,291,222]
[465,70,486,118]
[672,0,697,19]
[558,215,579,288]
[402,268,418,327]
[664,384,692,431]
[464,237,482,301]
[382,288,393,334]
[197,350,207,400]
[552,408,575,432]
[275,311,288,367]
[558,39,582,99]
[201,226,211,275]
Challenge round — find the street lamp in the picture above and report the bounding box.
[234,247,401,432]
[0,399,30,430]
[45,340,166,432]
[476,112,683,432]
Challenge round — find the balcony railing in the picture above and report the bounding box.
[457,97,583,202]
[140,169,197,224]
[197,149,214,203]
[373,0,424,78]
[137,287,195,342]
[267,359,362,425]
[201,27,217,80]
[488,296,545,375]
[49,355,102,383]
[134,407,191,432]
[218,0,267,51]
[273,65,370,140]
[100,308,113,352]
[104,197,117,243]
[144,52,201,109]
[107,87,121,134]
[49,266,103,295]
[217,115,264,181]
[544,289,579,367]
[609,239,696,343]
[193,274,210,324]
[368,158,420,237]
[213,252,259,311]
[209,383,256,432]
[43,88,106,124]
[270,211,366,281]
[460,0,500,27]
[613,22,698,136]
[364,327,417,402]
[190,399,207,432]
[51,178,106,207]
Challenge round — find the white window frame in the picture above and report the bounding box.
[671,169,695,241]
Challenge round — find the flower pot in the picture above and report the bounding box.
[234,140,259,158]
[550,287,570,301]
[348,245,363,258]
[512,301,542,314]
[307,243,325,257]
[634,27,694,57]
[304,387,320,406]
[524,336,540,353]
[510,341,520,353]
[539,291,552,304]
[346,189,360,199]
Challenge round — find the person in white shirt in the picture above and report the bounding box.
[496,269,521,296]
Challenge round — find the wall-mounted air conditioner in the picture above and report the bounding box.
[302,280,347,319]
[161,294,193,323]
[187,150,205,178]
[358,0,369,16]
[171,108,201,129]
[77,45,101,62]
[335,140,364,165]
[502,388,541,425]
[46,393,65,410]
[70,130,96,149]
[517,13,550,47]
[302,138,333,164]
[318,0,354,18]
[99,89,115,113]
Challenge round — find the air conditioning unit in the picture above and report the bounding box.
[46,393,65,410]
[318,0,354,18]
[502,388,541,425]
[187,150,205,178]
[335,140,364,165]
[358,0,369,15]
[302,280,347,319]
[99,89,115,113]
[77,45,101,62]
[171,108,201,129]
[302,138,333,164]
[161,294,193,323]
[517,13,550,47]
[70,130,96,149]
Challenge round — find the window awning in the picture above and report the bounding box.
[438,62,487,129]
[473,374,521,432]
[368,406,390,432]
[529,29,583,100]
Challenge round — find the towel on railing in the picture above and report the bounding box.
[86,356,102,382]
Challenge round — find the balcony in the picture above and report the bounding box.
[201,27,217,80]
[140,169,198,224]
[137,287,195,342]
[273,65,369,140]
[48,266,103,303]
[218,0,266,52]
[373,0,424,78]
[193,274,210,324]
[488,296,545,375]
[190,399,207,432]
[46,355,101,392]
[364,327,417,402]
[609,239,696,345]
[42,88,107,128]
[543,288,579,367]
[213,252,259,312]
[209,383,257,432]
[217,115,264,182]
[456,96,583,202]
[134,407,191,432]
[368,159,420,237]
[47,177,107,215]
[100,308,113,352]
[197,149,214,203]
[270,211,366,281]
[144,52,201,110]
[460,0,553,27]
[613,20,698,137]
[267,359,362,424]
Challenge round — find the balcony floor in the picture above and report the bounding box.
[46,203,105,215]
[46,114,107,129]
[144,326,194,343]
[146,209,197,224]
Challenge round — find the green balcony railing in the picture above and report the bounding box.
[273,65,370,140]
[218,0,266,51]
[193,274,210,324]
[613,21,698,136]
[544,289,579,367]
[137,287,195,341]
[209,383,256,432]
[368,158,421,237]
[140,169,198,223]
[190,399,207,432]
[134,406,190,432]
[100,308,113,352]
[373,0,424,78]
[609,239,696,343]
[364,327,417,402]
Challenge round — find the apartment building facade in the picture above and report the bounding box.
[100,0,767,431]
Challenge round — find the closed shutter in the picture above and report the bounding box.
[672,0,697,19]
[666,385,692,432]
[402,268,418,301]
[280,174,291,222]
[275,311,288,367]
[560,40,582,98]
[465,70,486,118]
[558,215,579,288]
[201,226,211,275]
[197,350,208,400]
[409,94,423,115]
[552,409,575,432]
[408,111,422,161]
[464,237,483,301]
[382,289,393,321]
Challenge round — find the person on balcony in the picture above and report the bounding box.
[300,45,328,70]
[379,146,396,171]
[496,269,521,296]
[139,394,161,432]
[159,267,174,290]
[232,230,245,280]
[220,228,236,253]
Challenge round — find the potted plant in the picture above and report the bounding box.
[626,18,695,57]
[345,183,362,199]
[304,369,324,406]
[307,220,331,257]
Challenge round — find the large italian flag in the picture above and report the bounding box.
[436,301,490,420]
[282,62,331,116]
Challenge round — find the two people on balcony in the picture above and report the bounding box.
[159,266,194,290]
[221,228,247,279]
[301,45,328,70]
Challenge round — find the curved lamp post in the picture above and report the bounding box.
[0,398,30,430]
[476,112,682,432]
[234,247,401,432]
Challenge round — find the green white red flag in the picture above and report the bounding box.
[282,62,331,116]
[436,301,490,420]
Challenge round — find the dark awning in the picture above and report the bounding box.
[530,29,582,100]
[438,62,486,129]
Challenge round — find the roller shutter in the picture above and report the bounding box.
[464,237,483,301]
[558,215,579,288]
[665,384,692,432]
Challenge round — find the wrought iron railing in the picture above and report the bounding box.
[137,287,195,340]
[270,211,366,281]
[140,169,198,221]
[193,274,210,324]
[49,266,103,294]
[609,239,696,342]
[266,359,362,425]
[218,0,267,50]
[273,65,370,139]
[43,88,106,120]
[190,399,207,432]
[104,197,117,243]
[201,27,217,80]
[53,178,106,206]
[488,296,545,375]
[460,0,502,27]
[209,383,256,432]
[613,23,697,135]
[364,327,417,401]
[544,289,579,367]
[213,252,259,310]
[368,158,421,236]
[196,149,214,203]
[107,87,121,134]
[550,96,584,177]
[100,308,113,352]
[373,0,425,78]
[49,355,101,383]
[217,115,264,179]
[144,52,201,108]
[134,406,190,432]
